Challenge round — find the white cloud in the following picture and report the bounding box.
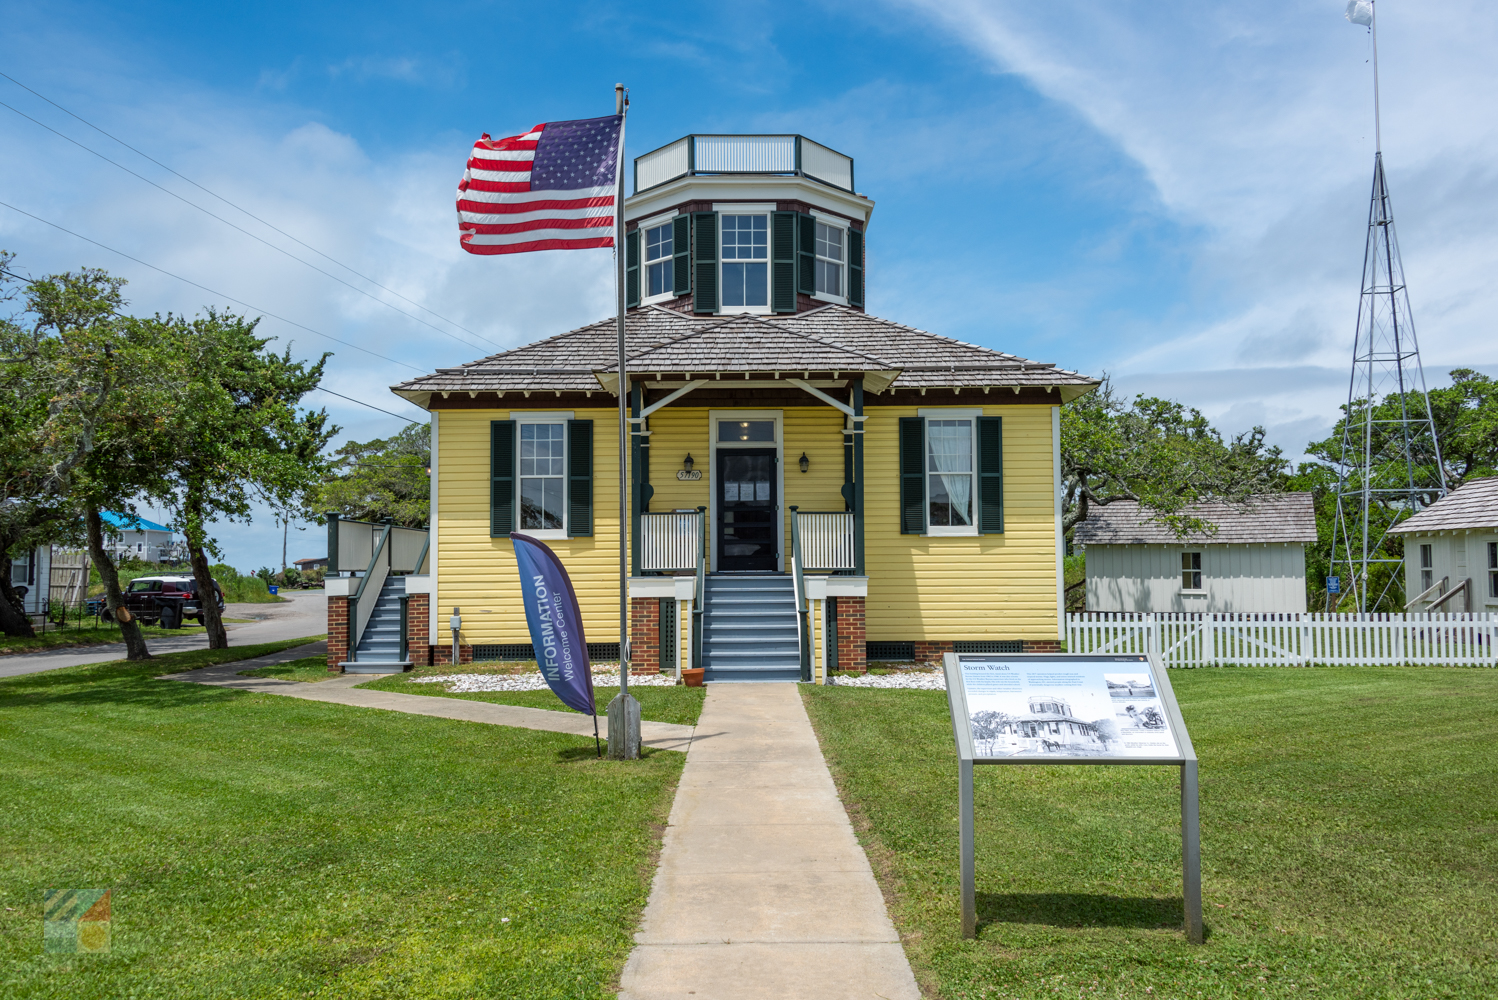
[885,0,1498,452]
[0,69,616,569]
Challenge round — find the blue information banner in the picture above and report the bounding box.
[510,533,595,716]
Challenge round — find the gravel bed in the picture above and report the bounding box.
[830,670,946,690]
[413,670,681,693]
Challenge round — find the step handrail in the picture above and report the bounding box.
[692,505,706,671]
[789,506,811,682]
[349,522,393,661]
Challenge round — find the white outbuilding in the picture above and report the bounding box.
[1074,494,1318,613]
[1389,476,1498,614]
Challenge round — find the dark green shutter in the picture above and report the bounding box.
[490,420,516,536]
[977,416,1003,534]
[772,212,797,313]
[672,215,691,295]
[899,416,926,535]
[625,230,640,308]
[797,213,816,295]
[848,228,864,307]
[567,420,593,537]
[693,211,718,313]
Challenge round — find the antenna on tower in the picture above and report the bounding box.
[1327,1,1448,613]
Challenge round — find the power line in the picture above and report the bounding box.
[0,198,426,373]
[10,256,423,423]
[313,385,421,424]
[0,97,501,356]
[0,70,501,352]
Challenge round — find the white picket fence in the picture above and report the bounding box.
[1066,612,1497,667]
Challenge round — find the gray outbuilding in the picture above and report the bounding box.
[1074,494,1318,613]
[1389,476,1498,614]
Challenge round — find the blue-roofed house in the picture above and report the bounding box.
[99,511,178,562]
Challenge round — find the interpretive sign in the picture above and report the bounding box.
[943,652,1201,942]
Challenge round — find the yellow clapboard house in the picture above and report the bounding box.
[346,134,1097,680]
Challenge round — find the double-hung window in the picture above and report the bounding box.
[1488,541,1496,599]
[926,418,975,533]
[644,222,673,299]
[519,422,566,532]
[814,221,843,299]
[1181,552,1203,591]
[1420,543,1433,593]
[721,214,768,310]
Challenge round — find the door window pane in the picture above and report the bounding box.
[718,420,775,442]
[519,423,566,530]
[926,419,972,527]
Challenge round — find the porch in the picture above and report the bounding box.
[630,507,867,683]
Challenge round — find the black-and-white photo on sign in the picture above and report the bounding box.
[955,655,1182,760]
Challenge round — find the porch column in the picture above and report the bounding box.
[630,385,653,576]
[853,378,865,576]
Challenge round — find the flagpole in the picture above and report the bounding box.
[607,81,641,759]
[616,81,629,701]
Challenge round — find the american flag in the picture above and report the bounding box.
[456,115,622,255]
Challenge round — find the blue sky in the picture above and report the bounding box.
[2,1,1494,571]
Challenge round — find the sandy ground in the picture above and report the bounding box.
[0,590,328,679]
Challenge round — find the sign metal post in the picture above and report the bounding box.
[944,651,1202,945]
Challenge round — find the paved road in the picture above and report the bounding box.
[0,590,328,679]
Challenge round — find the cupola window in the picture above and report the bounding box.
[814,221,843,298]
[721,214,769,310]
[645,223,673,298]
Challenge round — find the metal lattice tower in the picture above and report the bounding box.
[1327,151,1447,612]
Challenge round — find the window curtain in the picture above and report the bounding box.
[928,422,972,525]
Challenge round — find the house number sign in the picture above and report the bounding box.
[942,652,1202,943]
[676,469,703,480]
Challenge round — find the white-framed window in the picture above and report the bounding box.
[721,214,769,311]
[1181,552,1203,591]
[814,220,844,300]
[644,222,673,300]
[519,420,567,536]
[927,418,975,535]
[1420,543,1433,593]
[1487,541,1496,599]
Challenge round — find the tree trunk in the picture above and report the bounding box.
[86,505,150,660]
[187,536,229,649]
[0,550,38,639]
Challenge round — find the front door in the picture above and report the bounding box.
[717,449,777,572]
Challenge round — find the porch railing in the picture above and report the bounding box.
[328,514,429,576]
[795,511,855,571]
[693,506,707,671]
[789,507,812,682]
[641,511,702,572]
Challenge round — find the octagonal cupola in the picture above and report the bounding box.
[623,134,872,317]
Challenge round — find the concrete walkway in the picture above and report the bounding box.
[159,643,695,752]
[1,590,328,679]
[619,683,920,1000]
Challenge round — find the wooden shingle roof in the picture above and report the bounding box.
[1388,477,1498,534]
[1074,494,1319,546]
[391,305,1098,404]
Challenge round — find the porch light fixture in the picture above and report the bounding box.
[683,453,694,472]
[798,452,809,473]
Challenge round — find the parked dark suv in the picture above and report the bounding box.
[120,576,225,628]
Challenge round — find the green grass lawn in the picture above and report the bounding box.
[237,655,337,682]
[803,667,1498,999]
[358,666,707,727]
[0,619,258,657]
[0,641,685,999]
